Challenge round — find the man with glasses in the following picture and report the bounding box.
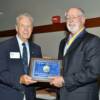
[50,7,100,100]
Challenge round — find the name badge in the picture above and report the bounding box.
[10,52,20,59]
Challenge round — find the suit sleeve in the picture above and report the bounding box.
[64,37,100,91]
[31,42,42,58]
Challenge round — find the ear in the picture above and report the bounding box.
[15,25,18,32]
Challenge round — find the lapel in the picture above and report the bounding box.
[28,41,37,73]
[62,37,69,54]
[28,41,34,58]
[10,36,20,52]
[9,37,22,61]
[64,30,87,56]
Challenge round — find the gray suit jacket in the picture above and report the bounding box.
[60,30,100,100]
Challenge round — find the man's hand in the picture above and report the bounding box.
[20,75,37,85]
[50,76,64,87]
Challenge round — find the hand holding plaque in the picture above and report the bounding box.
[29,58,62,82]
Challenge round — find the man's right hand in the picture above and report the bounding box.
[20,75,37,85]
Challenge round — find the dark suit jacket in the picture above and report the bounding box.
[60,30,100,100]
[0,36,42,100]
[58,37,67,60]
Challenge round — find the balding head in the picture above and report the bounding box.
[65,7,85,19]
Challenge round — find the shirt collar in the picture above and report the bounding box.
[16,34,28,45]
[70,27,85,39]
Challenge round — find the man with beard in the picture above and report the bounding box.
[50,7,100,100]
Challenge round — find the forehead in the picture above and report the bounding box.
[18,16,32,24]
[67,8,81,16]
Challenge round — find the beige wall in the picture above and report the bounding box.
[0,0,100,58]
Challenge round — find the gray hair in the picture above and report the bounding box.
[65,7,85,18]
[16,13,34,26]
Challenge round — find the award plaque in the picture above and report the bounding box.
[29,58,62,82]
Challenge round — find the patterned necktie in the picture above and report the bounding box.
[22,43,28,74]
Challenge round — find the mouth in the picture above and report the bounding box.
[69,23,75,27]
[23,31,29,35]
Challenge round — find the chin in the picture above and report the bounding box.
[23,36,30,40]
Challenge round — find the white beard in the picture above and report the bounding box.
[67,23,80,34]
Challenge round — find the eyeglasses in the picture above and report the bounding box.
[66,16,81,21]
[18,24,32,28]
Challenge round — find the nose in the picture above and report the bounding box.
[67,18,74,23]
[23,27,29,33]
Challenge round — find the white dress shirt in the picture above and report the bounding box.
[16,35,30,100]
[16,35,30,65]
